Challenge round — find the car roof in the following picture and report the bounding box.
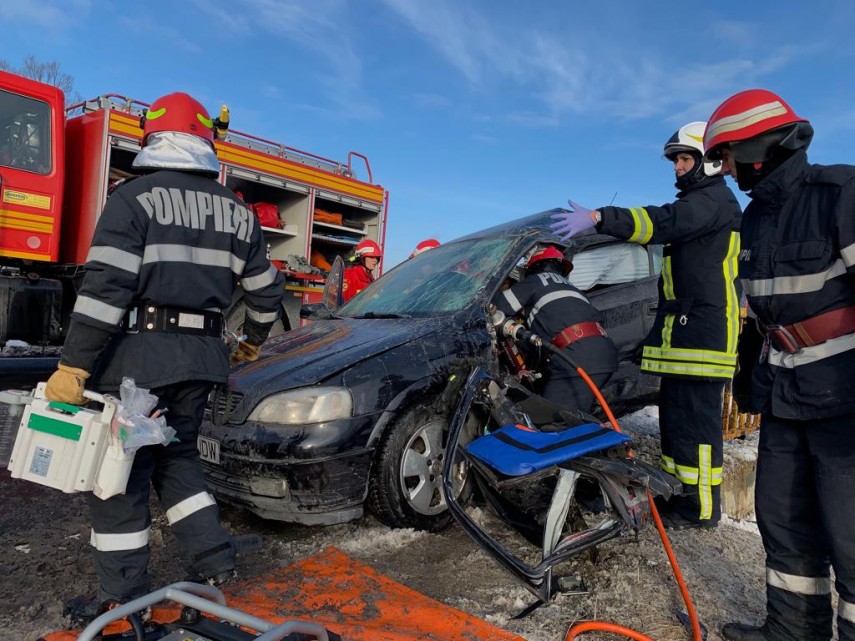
[451,208,625,255]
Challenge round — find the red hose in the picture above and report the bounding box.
[561,364,704,641]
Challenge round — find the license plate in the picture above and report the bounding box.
[197,435,220,464]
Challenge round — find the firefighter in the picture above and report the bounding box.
[43,92,284,611]
[342,239,381,302]
[550,121,742,529]
[493,244,618,412]
[409,238,441,259]
[704,90,855,641]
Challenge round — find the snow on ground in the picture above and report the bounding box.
[0,405,774,641]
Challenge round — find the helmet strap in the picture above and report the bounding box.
[675,151,704,190]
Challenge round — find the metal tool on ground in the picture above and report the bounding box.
[45,546,526,641]
[69,581,335,641]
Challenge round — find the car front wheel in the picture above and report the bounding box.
[368,403,470,531]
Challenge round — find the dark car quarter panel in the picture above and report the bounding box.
[588,275,661,415]
[589,276,659,361]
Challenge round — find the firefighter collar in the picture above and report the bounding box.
[133,131,220,176]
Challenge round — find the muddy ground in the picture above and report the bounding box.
[0,408,770,641]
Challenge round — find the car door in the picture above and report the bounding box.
[573,241,659,362]
[573,240,661,414]
[322,255,345,309]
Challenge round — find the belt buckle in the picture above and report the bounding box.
[571,324,584,337]
[124,307,140,335]
[766,324,799,354]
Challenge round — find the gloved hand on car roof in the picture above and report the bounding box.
[230,341,261,367]
[550,199,600,240]
[45,363,90,405]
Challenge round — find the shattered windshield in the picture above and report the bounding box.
[341,237,516,318]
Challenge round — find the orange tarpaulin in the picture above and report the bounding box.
[45,546,525,641]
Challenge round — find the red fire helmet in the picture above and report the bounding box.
[354,239,382,258]
[704,89,808,160]
[527,245,572,275]
[409,238,441,259]
[141,92,215,145]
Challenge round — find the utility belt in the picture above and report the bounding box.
[761,304,855,354]
[123,304,224,338]
[553,322,607,349]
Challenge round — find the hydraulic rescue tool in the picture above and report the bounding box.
[443,309,708,640]
[66,581,338,641]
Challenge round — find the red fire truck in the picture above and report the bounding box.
[0,69,389,378]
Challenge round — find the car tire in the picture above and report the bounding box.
[368,403,471,532]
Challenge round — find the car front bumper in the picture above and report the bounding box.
[199,414,377,525]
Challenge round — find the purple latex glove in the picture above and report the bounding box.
[550,199,598,240]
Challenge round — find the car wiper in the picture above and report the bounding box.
[350,312,412,319]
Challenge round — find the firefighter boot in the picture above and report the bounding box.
[721,622,772,641]
[188,533,263,585]
[63,596,150,630]
[659,511,719,530]
[63,595,121,627]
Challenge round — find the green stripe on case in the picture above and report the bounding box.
[28,413,83,441]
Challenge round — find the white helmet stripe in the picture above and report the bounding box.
[706,101,788,142]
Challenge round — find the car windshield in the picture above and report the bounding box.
[341,237,517,317]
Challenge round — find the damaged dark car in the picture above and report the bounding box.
[198,210,662,530]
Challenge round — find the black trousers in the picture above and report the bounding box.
[658,378,724,523]
[87,381,235,601]
[540,370,613,413]
[755,413,855,641]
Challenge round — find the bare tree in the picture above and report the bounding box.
[1,56,83,104]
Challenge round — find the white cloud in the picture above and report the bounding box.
[118,16,202,53]
[471,133,496,144]
[709,20,754,45]
[377,0,830,124]
[504,111,559,128]
[213,0,380,120]
[0,0,90,30]
[411,92,452,109]
[378,0,499,84]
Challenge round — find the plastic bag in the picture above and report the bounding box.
[112,378,176,454]
[93,439,135,500]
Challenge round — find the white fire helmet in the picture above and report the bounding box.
[663,121,721,178]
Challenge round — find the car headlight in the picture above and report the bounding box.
[247,387,353,425]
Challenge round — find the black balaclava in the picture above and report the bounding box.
[673,150,706,191]
[731,122,814,192]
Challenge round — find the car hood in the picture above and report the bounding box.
[229,317,447,396]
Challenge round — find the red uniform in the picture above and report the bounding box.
[342,264,374,302]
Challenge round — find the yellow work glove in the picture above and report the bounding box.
[44,364,91,405]
[230,342,261,367]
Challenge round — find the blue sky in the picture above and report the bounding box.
[2,0,854,267]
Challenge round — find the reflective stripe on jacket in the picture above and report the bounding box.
[738,151,855,419]
[598,176,742,380]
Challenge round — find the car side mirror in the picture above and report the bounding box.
[300,303,336,320]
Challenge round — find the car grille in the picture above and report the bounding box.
[209,387,244,425]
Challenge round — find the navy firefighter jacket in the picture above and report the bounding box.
[737,150,855,420]
[597,175,742,381]
[61,169,285,391]
[495,270,618,376]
